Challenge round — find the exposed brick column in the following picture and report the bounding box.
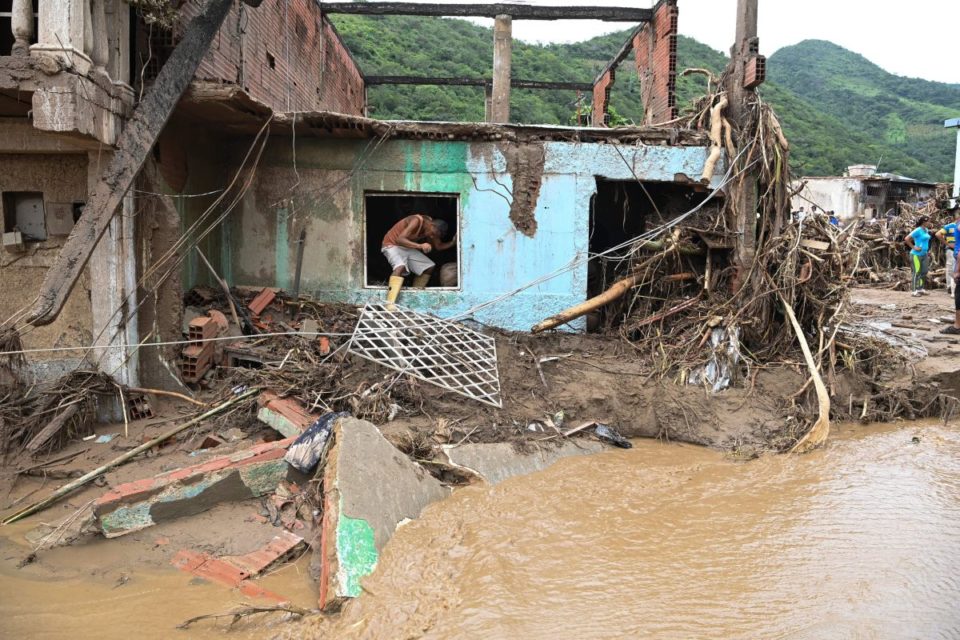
[591,68,614,126]
[633,0,678,125]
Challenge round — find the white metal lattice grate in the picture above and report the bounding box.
[348,303,502,408]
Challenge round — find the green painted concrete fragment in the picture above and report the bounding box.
[336,514,379,597]
[99,503,154,537]
[238,459,290,496]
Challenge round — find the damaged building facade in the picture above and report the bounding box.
[792,165,940,221]
[1,0,737,393]
[1,0,364,390]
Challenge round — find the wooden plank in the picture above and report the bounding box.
[319,2,652,21]
[26,0,239,326]
[800,238,831,252]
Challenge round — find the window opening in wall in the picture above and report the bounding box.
[364,193,459,289]
[589,179,717,332]
[133,15,176,91]
[2,191,46,241]
[266,52,276,69]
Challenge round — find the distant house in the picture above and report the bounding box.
[791,165,939,221]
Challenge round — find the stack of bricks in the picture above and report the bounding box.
[181,316,218,383]
[633,0,679,125]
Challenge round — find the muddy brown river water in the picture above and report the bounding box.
[3,421,960,639]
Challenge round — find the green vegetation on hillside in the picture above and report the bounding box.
[767,40,959,182]
[330,16,958,182]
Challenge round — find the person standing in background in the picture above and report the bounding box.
[905,216,935,296]
[936,207,960,296]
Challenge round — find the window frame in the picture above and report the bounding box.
[362,191,462,291]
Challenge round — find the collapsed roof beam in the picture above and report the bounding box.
[365,76,592,91]
[593,24,643,85]
[319,2,652,21]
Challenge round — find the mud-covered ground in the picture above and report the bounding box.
[0,288,958,639]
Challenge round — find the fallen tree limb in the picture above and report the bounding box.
[700,94,729,183]
[1,388,258,525]
[780,296,830,453]
[533,272,643,333]
[24,404,80,453]
[631,294,702,330]
[532,244,698,333]
[177,603,313,630]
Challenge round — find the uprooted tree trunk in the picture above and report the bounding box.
[24,0,256,328]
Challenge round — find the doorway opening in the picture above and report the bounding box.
[588,180,717,331]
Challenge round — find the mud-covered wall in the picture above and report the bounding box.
[224,137,720,331]
[0,152,92,375]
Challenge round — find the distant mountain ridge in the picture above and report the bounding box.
[329,16,958,182]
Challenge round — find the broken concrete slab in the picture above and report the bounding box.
[94,437,303,538]
[257,391,317,438]
[442,440,607,485]
[171,531,304,602]
[319,417,450,608]
[222,530,306,575]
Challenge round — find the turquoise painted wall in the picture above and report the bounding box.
[228,138,723,332]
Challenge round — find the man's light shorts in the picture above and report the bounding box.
[382,245,435,276]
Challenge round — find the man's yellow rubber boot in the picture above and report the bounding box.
[386,275,404,310]
[411,273,431,288]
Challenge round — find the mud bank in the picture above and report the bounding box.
[383,286,960,458]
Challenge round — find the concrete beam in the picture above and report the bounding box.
[318,418,449,609]
[734,0,758,49]
[319,2,652,21]
[364,76,592,91]
[94,437,301,537]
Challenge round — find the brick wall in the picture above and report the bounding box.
[591,69,614,126]
[174,0,365,115]
[633,0,678,125]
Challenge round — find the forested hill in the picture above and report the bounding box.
[767,40,959,183]
[330,16,958,182]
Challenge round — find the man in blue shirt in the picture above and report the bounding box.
[905,216,935,296]
[941,211,960,335]
[935,209,959,296]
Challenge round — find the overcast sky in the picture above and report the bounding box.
[420,0,958,84]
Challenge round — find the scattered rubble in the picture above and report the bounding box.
[171,530,305,602]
